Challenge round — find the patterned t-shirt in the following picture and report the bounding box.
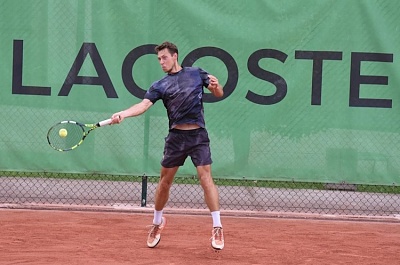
[144,67,210,129]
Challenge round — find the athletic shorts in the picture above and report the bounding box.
[161,128,213,168]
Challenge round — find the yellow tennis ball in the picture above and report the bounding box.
[59,128,68,138]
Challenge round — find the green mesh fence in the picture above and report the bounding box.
[1,1,400,217]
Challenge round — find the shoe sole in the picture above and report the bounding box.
[211,244,224,250]
[148,238,161,248]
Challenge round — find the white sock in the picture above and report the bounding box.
[153,210,163,225]
[211,211,222,228]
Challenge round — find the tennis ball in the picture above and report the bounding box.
[59,128,68,138]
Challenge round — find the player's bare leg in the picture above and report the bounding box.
[154,166,179,210]
[147,166,179,248]
[196,165,220,211]
[197,165,224,250]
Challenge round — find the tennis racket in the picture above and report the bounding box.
[47,118,112,151]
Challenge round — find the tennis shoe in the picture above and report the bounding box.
[211,227,224,250]
[147,217,166,248]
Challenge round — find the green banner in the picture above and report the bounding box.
[1,0,400,185]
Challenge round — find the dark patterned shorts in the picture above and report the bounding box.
[161,128,213,168]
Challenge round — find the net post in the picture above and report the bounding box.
[141,174,148,207]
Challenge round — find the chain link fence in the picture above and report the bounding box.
[2,1,400,220]
[1,172,399,217]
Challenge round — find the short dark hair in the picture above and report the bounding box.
[155,41,178,56]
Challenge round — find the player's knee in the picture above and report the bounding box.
[158,177,173,191]
[199,175,215,188]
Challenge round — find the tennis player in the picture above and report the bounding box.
[110,41,224,250]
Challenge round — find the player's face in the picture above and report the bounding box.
[157,48,177,73]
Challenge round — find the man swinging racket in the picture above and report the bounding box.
[110,41,225,250]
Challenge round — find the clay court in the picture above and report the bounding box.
[1,209,399,265]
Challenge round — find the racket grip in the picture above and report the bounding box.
[98,118,112,127]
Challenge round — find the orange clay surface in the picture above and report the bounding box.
[1,209,400,265]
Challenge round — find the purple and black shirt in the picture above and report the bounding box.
[144,67,210,130]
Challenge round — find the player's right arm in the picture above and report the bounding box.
[111,99,153,124]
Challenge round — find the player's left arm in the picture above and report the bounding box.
[207,74,224,98]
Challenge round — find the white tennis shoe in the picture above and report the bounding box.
[211,227,224,250]
[147,217,166,248]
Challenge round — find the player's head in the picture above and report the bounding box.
[155,41,179,73]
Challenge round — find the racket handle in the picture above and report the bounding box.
[98,118,112,127]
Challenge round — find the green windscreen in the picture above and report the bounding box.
[1,1,400,185]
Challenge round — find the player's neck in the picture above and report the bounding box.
[168,63,182,74]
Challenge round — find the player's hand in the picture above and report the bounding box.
[111,112,123,124]
[208,74,223,97]
[208,74,219,90]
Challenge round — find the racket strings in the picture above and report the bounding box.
[47,123,84,151]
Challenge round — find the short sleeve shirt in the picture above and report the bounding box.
[144,67,209,129]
